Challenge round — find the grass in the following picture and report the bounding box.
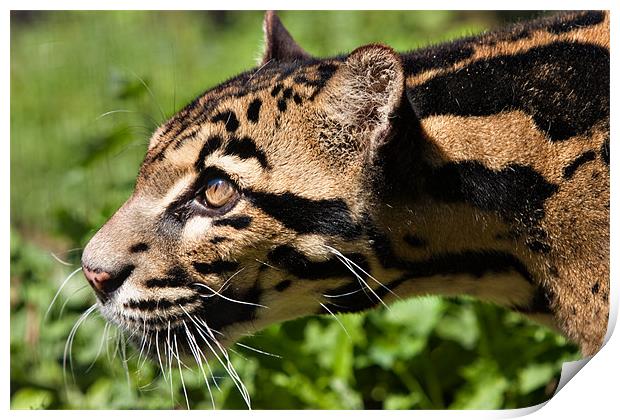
[10,10,579,409]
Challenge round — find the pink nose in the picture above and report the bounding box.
[83,266,112,292]
[82,264,134,300]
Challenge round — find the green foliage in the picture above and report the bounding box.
[10,10,578,410]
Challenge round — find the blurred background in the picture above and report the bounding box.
[10,10,579,410]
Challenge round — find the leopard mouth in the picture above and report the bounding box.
[99,281,264,358]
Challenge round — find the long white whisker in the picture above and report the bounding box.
[318,301,350,339]
[194,283,268,309]
[50,252,74,266]
[128,70,166,123]
[96,109,135,120]
[325,245,399,299]
[63,304,97,387]
[181,307,249,408]
[45,267,83,321]
[86,322,111,373]
[183,320,215,409]
[325,246,390,309]
[174,334,190,410]
[198,320,251,408]
[236,342,282,358]
[58,284,90,318]
[155,330,168,384]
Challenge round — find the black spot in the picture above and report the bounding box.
[546,11,605,35]
[250,191,361,239]
[403,234,427,248]
[246,98,262,123]
[293,93,303,105]
[275,279,292,292]
[425,161,558,233]
[210,236,227,244]
[211,111,240,133]
[601,137,610,166]
[193,260,240,275]
[563,151,597,179]
[277,98,287,112]
[224,136,269,168]
[268,245,369,280]
[145,267,189,288]
[270,84,283,97]
[409,42,609,141]
[592,282,600,295]
[213,216,252,230]
[195,135,223,170]
[129,242,149,253]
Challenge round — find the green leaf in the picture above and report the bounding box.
[11,388,54,409]
[518,363,556,394]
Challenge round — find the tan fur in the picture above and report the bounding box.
[82,11,609,364]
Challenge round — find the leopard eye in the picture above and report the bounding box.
[204,178,236,208]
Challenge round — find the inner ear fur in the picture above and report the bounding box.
[262,11,311,64]
[320,44,405,154]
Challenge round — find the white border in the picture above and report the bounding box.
[4,1,618,417]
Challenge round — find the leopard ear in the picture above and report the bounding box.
[262,11,311,64]
[320,44,405,154]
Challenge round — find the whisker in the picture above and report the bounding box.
[174,334,190,410]
[128,70,166,123]
[45,267,83,321]
[86,322,111,373]
[236,342,282,359]
[183,320,215,409]
[58,284,90,318]
[194,283,268,309]
[181,307,250,408]
[318,301,350,339]
[323,245,390,309]
[63,304,97,387]
[96,109,135,120]
[325,245,399,299]
[50,252,74,266]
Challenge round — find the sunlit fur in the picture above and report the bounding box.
[80,11,609,402]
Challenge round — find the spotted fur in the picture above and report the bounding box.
[82,11,609,362]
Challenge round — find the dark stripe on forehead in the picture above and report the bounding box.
[250,191,362,239]
[409,42,609,141]
[195,135,223,170]
[224,136,270,168]
[211,110,240,133]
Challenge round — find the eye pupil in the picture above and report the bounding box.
[204,178,235,208]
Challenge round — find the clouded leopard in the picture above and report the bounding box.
[81,8,609,383]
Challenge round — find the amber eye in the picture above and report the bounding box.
[203,179,236,208]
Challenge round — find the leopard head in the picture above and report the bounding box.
[81,12,405,355]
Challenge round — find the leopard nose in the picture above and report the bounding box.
[82,264,135,300]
